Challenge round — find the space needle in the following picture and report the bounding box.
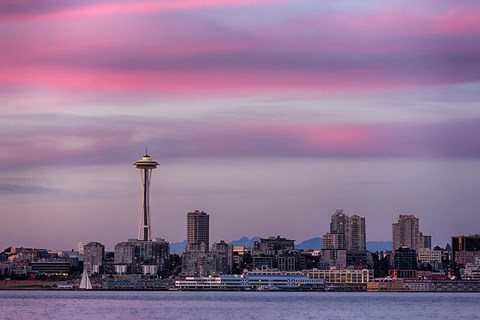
[134,151,159,242]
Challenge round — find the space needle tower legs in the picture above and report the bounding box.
[134,152,159,241]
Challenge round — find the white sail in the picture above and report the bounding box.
[79,268,93,290]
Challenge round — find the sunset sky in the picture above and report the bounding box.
[1,0,480,250]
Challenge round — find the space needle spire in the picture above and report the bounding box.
[134,151,159,241]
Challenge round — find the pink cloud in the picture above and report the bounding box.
[1,115,480,171]
[1,1,479,96]
[0,0,278,22]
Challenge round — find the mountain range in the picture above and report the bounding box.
[169,236,392,254]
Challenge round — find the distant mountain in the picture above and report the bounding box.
[366,241,392,252]
[170,240,186,254]
[169,236,261,254]
[296,237,323,250]
[230,236,260,247]
[295,238,392,251]
[169,237,392,253]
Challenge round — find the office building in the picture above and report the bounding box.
[345,214,366,251]
[253,236,295,256]
[330,209,347,234]
[187,210,210,250]
[323,210,366,251]
[113,239,169,276]
[452,235,480,265]
[83,242,105,275]
[394,247,418,271]
[211,240,234,275]
[392,215,420,251]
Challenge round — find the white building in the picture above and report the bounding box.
[115,265,127,275]
[175,270,324,290]
[142,265,158,275]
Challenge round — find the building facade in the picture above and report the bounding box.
[392,215,420,251]
[113,239,169,276]
[345,214,366,251]
[187,210,210,250]
[83,242,105,275]
[452,235,480,265]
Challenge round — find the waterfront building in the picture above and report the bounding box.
[392,214,421,251]
[304,268,372,284]
[367,278,404,292]
[187,210,210,250]
[83,242,105,275]
[9,263,28,276]
[134,152,159,241]
[175,270,324,290]
[452,235,480,265]
[463,257,480,280]
[403,279,480,292]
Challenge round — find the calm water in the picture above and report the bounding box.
[0,291,479,320]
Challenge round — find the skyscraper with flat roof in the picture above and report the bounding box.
[345,214,366,251]
[392,214,420,251]
[187,210,210,251]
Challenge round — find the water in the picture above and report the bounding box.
[0,291,479,320]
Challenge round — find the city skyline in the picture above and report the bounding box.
[1,0,480,250]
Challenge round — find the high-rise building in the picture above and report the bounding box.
[134,152,159,242]
[113,238,170,276]
[187,210,210,250]
[345,214,366,251]
[330,209,347,235]
[323,210,366,251]
[211,240,234,275]
[323,233,345,250]
[323,210,347,250]
[83,242,105,275]
[392,215,420,251]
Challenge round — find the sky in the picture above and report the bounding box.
[1,0,480,250]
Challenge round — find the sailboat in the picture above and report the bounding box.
[79,268,93,290]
